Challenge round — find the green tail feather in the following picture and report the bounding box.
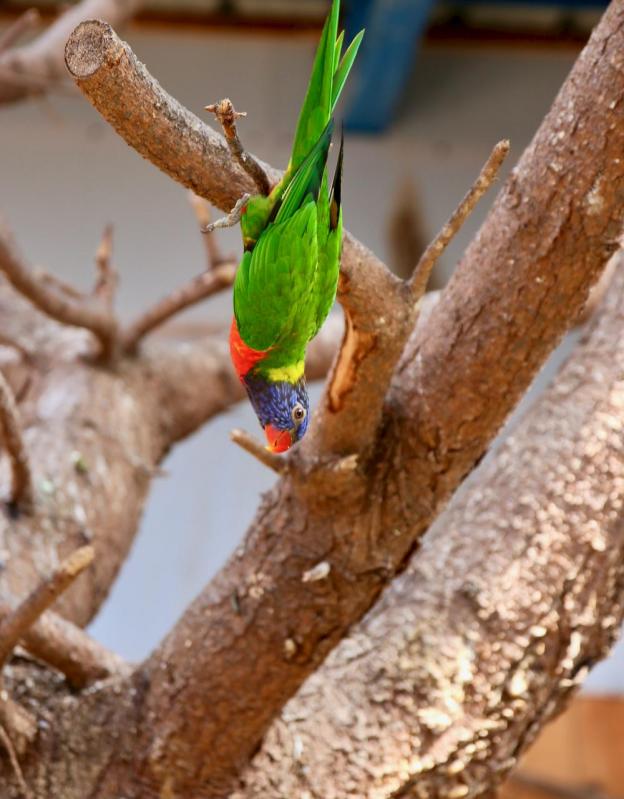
[289,0,363,173]
[239,0,362,250]
[274,121,334,225]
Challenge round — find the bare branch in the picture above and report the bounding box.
[230,428,287,475]
[0,724,33,799]
[64,20,280,206]
[35,269,85,300]
[0,546,94,669]
[93,224,117,306]
[0,10,40,55]
[0,602,126,688]
[122,263,236,353]
[91,6,624,794]
[188,193,232,271]
[408,139,510,299]
[0,369,32,510]
[205,99,271,196]
[0,335,30,362]
[234,263,624,799]
[0,219,118,360]
[0,0,144,105]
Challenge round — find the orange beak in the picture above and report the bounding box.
[264,424,294,453]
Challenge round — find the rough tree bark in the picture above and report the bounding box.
[0,2,620,797]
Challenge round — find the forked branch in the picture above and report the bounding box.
[0,220,118,360]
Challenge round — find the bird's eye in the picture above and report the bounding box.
[291,403,306,424]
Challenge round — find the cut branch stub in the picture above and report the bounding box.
[64,20,276,205]
[230,428,287,475]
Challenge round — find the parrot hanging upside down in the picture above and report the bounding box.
[229,0,364,453]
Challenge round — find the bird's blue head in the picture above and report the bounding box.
[243,373,309,452]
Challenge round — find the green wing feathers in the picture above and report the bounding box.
[234,203,319,357]
[234,0,362,366]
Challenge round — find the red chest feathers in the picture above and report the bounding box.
[229,317,267,380]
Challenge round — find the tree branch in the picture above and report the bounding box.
[64,7,624,796]
[230,428,287,475]
[0,602,126,688]
[122,264,235,354]
[92,224,117,306]
[187,193,233,271]
[64,20,278,205]
[234,260,624,799]
[0,546,94,669]
[0,0,144,105]
[0,10,40,55]
[0,219,118,360]
[205,98,272,196]
[0,369,32,511]
[408,138,509,299]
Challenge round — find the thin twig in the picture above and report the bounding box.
[93,224,117,306]
[122,263,236,353]
[202,194,250,235]
[0,546,94,669]
[408,139,510,299]
[205,98,271,196]
[0,370,32,510]
[230,428,287,475]
[35,268,85,300]
[0,219,118,360]
[0,335,31,363]
[0,601,126,688]
[187,192,233,270]
[0,10,40,55]
[0,724,33,799]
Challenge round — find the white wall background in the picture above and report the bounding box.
[0,22,621,690]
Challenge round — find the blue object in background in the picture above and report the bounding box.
[344,0,437,132]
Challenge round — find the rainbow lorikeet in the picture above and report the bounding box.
[229,0,363,453]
